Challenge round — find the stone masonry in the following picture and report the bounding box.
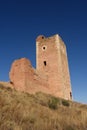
[9,34,72,100]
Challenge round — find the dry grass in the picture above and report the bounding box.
[0,83,87,130]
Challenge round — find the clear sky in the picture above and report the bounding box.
[0,0,87,104]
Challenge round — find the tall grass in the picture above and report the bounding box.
[0,84,87,130]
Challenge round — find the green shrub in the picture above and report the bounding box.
[48,97,58,110]
[62,99,70,107]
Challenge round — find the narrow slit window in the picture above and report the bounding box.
[70,92,72,99]
[44,61,46,66]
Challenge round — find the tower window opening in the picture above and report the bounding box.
[44,61,46,66]
[42,36,44,39]
[42,45,47,51]
[43,46,45,50]
[70,92,72,99]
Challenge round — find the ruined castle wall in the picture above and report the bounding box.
[9,34,72,100]
[9,58,49,94]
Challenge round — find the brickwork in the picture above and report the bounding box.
[9,34,72,100]
[9,58,50,94]
[36,34,72,99]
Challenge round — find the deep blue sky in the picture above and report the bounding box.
[0,0,87,104]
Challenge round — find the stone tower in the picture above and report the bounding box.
[36,34,72,100]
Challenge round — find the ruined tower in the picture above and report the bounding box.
[36,34,72,100]
[9,34,72,100]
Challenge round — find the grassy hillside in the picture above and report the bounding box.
[0,83,87,130]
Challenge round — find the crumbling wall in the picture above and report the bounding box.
[9,58,49,94]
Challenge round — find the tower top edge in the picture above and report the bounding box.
[36,34,66,47]
[36,34,61,42]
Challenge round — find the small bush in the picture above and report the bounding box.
[6,87,12,91]
[62,99,70,107]
[48,97,58,110]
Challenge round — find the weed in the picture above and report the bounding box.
[62,99,70,107]
[48,97,58,109]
